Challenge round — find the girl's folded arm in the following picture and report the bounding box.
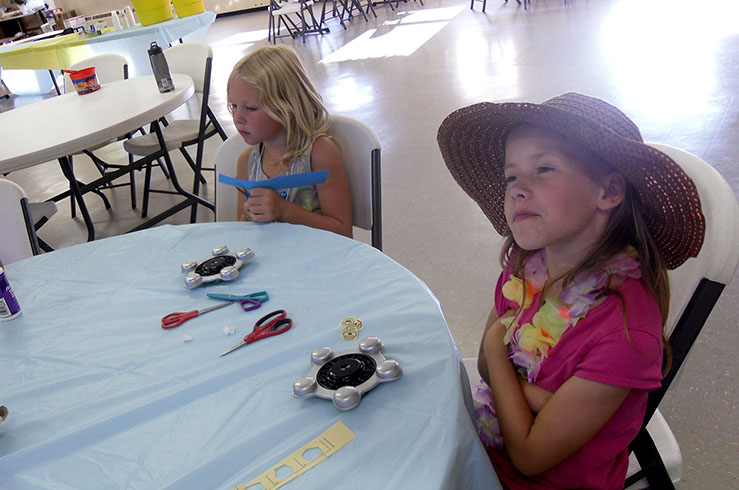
[483,317,630,476]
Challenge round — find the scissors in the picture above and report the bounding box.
[161,297,264,329]
[220,309,293,357]
[206,291,270,304]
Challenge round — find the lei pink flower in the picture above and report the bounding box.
[472,382,504,449]
[472,247,641,448]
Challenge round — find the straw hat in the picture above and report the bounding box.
[437,92,705,269]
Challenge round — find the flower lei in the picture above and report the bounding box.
[472,247,642,449]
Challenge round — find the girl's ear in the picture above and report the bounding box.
[598,172,627,211]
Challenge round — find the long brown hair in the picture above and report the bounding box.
[500,175,673,375]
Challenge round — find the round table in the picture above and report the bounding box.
[0,74,194,173]
[0,222,499,489]
[0,74,214,242]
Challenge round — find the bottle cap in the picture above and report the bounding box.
[148,42,162,56]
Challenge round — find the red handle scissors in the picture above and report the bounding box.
[219,309,293,357]
[161,299,262,329]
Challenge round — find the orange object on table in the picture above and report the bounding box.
[65,66,100,95]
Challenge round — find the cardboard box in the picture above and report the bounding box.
[52,9,77,30]
[62,15,85,31]
[85,12,114,30]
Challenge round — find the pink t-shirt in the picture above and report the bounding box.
[489,270,664,490]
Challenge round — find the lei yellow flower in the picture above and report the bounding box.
[502,247,641,382]
[473,247,641,449]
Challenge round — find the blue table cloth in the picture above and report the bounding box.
[0,222,499,489]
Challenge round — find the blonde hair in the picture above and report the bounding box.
[500,154,672,375]
[228,46,330,163]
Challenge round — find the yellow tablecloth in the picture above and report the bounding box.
[0,11,215,73]
[0,32,99,70]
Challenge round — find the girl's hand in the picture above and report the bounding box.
[477,308,513,386]
[483,313,510,349]
[518,378,553,414]
[246,188,285,222]
[479,309,553,413]
[481,310,516,362]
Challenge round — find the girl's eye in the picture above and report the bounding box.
[227,103,237,114]
[537,166,554,174]
[505,175,517,185]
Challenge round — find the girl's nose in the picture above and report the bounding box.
[508,180,529,200]
[232,111,245,124]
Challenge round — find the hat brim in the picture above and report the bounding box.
[437,101,705,269]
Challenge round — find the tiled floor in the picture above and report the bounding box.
[4,0,738,487]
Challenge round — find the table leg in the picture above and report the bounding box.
[57,155,95,241]
[49,70,61,96]
[188,131,206,223]
[50,120,215,240]
[126,120,214,232]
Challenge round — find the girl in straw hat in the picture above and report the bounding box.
[227,46,352,237]
[438,93,704,489]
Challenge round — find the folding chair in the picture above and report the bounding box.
[374,0,423,11]
[624,143,739,489]
[473,0,528,12]
[124,41,227,222]
[213,134,248,222]
[268,0,329,44]
[470,0,487,12]
[326,114,382,250]
[214,114,382,250]
[0,179,41,264]
[334,0,374,24]
[26,200,57,253]
[63,54,134,217]
[460,143,739,489]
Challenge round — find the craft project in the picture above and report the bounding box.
[293,337,402,411]
[180,246,255,289]
[218,171,329,197]
[232,421,355,490]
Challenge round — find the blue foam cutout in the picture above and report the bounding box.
[218,171,329,194]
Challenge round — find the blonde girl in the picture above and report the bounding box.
[438,93,705,489]
[227,46,352,237]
